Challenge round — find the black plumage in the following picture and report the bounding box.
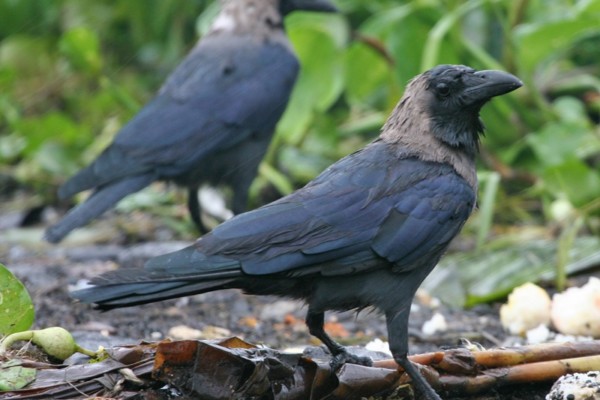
[72,65,522,399]
[45,0,337,243]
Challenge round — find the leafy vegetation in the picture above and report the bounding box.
[1,0,599,303]
[0,264,34,335]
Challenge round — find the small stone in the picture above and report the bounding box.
[422,312,447,336]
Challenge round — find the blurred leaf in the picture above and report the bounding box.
[526,122,591,167]
[12,112,86,159]
[424,236,600,307]
[549,73,600,97]
[115,186,172,212]
[278,145,333,183]
[278,14,348,143]
[59,27,102,75]
[421,0,487,70]
[542,158,600,207]
[577,0,600,13]
[0,263,34,336]
[516,17,600,73]
[196,1,221,36]
[344,42,394,106]
[258,162,294,196]
[0,35,54,78]
[0,361,36,391]
[475,171,500,249]
[32,141,80,175]
[339,111,387,136]
[360,3,435,84]
[0,134,26,163]
[0,0,58,37]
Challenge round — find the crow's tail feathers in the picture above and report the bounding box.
[45,174,155,243]
[58,164,100,200]
[72,244,244,309]
[71,276,237,310]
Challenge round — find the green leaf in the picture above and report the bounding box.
[0,360,36,391]
[526,122,590,167]
[424,236,600,308]
[421,0,487,70]
[475,171,500,249]
[360,3,436,84]
[344,42,394,106]
[0,133,26,163]
[577,0,600,14]
[0,264,34,336]
[542,158,600,207]
[277,13,347,143]
[0,35,54,78]
[515,17,600,73]
[59,27,102,75]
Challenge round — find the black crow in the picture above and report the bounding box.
[45,0,337,243]
[72,65,522,399]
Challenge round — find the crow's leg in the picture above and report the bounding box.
[386,308,441,400]
[306,310,372,369]
[187,186,208,234]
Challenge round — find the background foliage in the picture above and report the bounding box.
[1,0,599,305]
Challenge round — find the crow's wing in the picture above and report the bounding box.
[60,36,298,198]
[147,140,476,277]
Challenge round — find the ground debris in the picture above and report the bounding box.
[2,338,600,399]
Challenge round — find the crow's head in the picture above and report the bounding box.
[419,65,522,154]
[211,0,337,36]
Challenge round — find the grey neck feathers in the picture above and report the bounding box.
[379,77,480,190]
[208,0,289,46]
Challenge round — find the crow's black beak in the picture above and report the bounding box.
[281,0,338,16]
[463,70,522,104]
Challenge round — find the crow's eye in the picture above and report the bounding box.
[436,83,450,97]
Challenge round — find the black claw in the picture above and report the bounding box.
[330,350,373,370]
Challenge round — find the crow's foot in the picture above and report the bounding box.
[330,350,373,370]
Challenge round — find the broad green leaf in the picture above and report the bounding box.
[542,158,600,206]
[277,145,333,184]
[277,14,347,143]
[515,17,600,73]
[576,0,600,15]
[0,360,36,391]
[551,96,590,126]
[344,42,394,106]
[424,236,600,308]
[526,121,591,167]
[0,264,34,336]
[359,3,416,36]
[361,3,437,84]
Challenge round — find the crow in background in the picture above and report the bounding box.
[72,65,522,399]
[45,0,337,243]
